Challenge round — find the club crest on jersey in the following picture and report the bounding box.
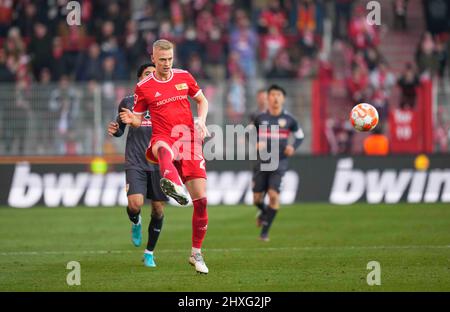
[134,94,138,105]
[278,118,287,127]
[175,83,188,90]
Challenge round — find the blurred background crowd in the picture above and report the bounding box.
[0,0,449,156]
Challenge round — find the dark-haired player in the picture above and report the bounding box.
[108,63,168,268]
[252,84,304,241]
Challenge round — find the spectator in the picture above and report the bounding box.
[334,0,354,39]
[363,126,389,155]
[0,0,13,37]
[50,37,70,81]
[2,80,31,154]
[397,62,420,109]
[48,76,80,154]
[267,50,296,79]
[260,26,287,72]
[28,23,52,81]
[226,73,246,123]
[177,26,204,68]
[347,63,369,104]
[370,62,396,120]
[348,6,379,50]
[204,26,227,80]
[296,0,324,38]
[0,48,14,81]
[249,89,268,124]
[75,42,103,81]
[258,0,287,34]
[125,20,147,75]
[364,47,381,73]
[186,53,209,79]
[435,39,448,79]
[393,0,409,31]
[35,67,53,153]
[326,117,354,154]
[230,10,258,79]
[415,32,439,78]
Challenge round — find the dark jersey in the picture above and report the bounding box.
[114,95,158,171]
[254,110,304,171]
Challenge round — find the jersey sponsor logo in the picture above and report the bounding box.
[155,91,162,97]
[156,95,188,106]
[175,83,188,91]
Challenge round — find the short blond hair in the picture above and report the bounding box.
[153,39,174,51]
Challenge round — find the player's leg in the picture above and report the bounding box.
[185,177,209,274]
[125,169,147,247]
[252,169,269,227]
[259,171,283,241]
[151,140,189,205]
[142,170,168,267]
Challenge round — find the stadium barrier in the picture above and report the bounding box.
[1,154,449,208]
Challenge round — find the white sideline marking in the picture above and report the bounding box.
[0,245,449,256]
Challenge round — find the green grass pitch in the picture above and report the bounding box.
[0,203,449,291]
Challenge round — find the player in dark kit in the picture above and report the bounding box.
[252,84,304,241]
[107,63,168,268]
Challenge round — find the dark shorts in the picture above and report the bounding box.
[252,168,286,193]
[126,169,169,202]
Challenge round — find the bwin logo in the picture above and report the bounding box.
[330,158,450,205]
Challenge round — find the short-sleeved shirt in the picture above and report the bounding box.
[115,95,157,171]
[253,110,302,171]
[133,69,202,141]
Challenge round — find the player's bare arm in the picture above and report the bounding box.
[193,91,210,139]
[120,107,142,128]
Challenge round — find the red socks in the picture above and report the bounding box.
[157,147,182,186]
[192,197,208,249]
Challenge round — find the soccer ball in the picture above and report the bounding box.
[350,103,379,132]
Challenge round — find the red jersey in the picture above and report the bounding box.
[133,68,202,140]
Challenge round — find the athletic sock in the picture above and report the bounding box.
[146,214,164,252]
[256,202,267,213]
[127,207,141,225]
[191,247,201,255]
[192,197,208,249]
[157,147,182,186]
[261,207,278,237]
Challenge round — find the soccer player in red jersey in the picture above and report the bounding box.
[119,39,210,274]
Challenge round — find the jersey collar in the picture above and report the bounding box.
[153,69,174,83]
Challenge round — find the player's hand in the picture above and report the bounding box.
[107,122,119,136]
[284,145,295,157]
[119,108,134,125]
[196,119,210,140]
[256,141,266,150]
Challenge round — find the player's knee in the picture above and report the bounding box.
[128,197,143,211]
[151,201,165,218]
[267,190,280,208]
[253,193,264,205]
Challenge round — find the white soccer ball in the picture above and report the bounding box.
[350,103,379,132]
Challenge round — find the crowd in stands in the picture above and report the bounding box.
[0,0,449,155]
